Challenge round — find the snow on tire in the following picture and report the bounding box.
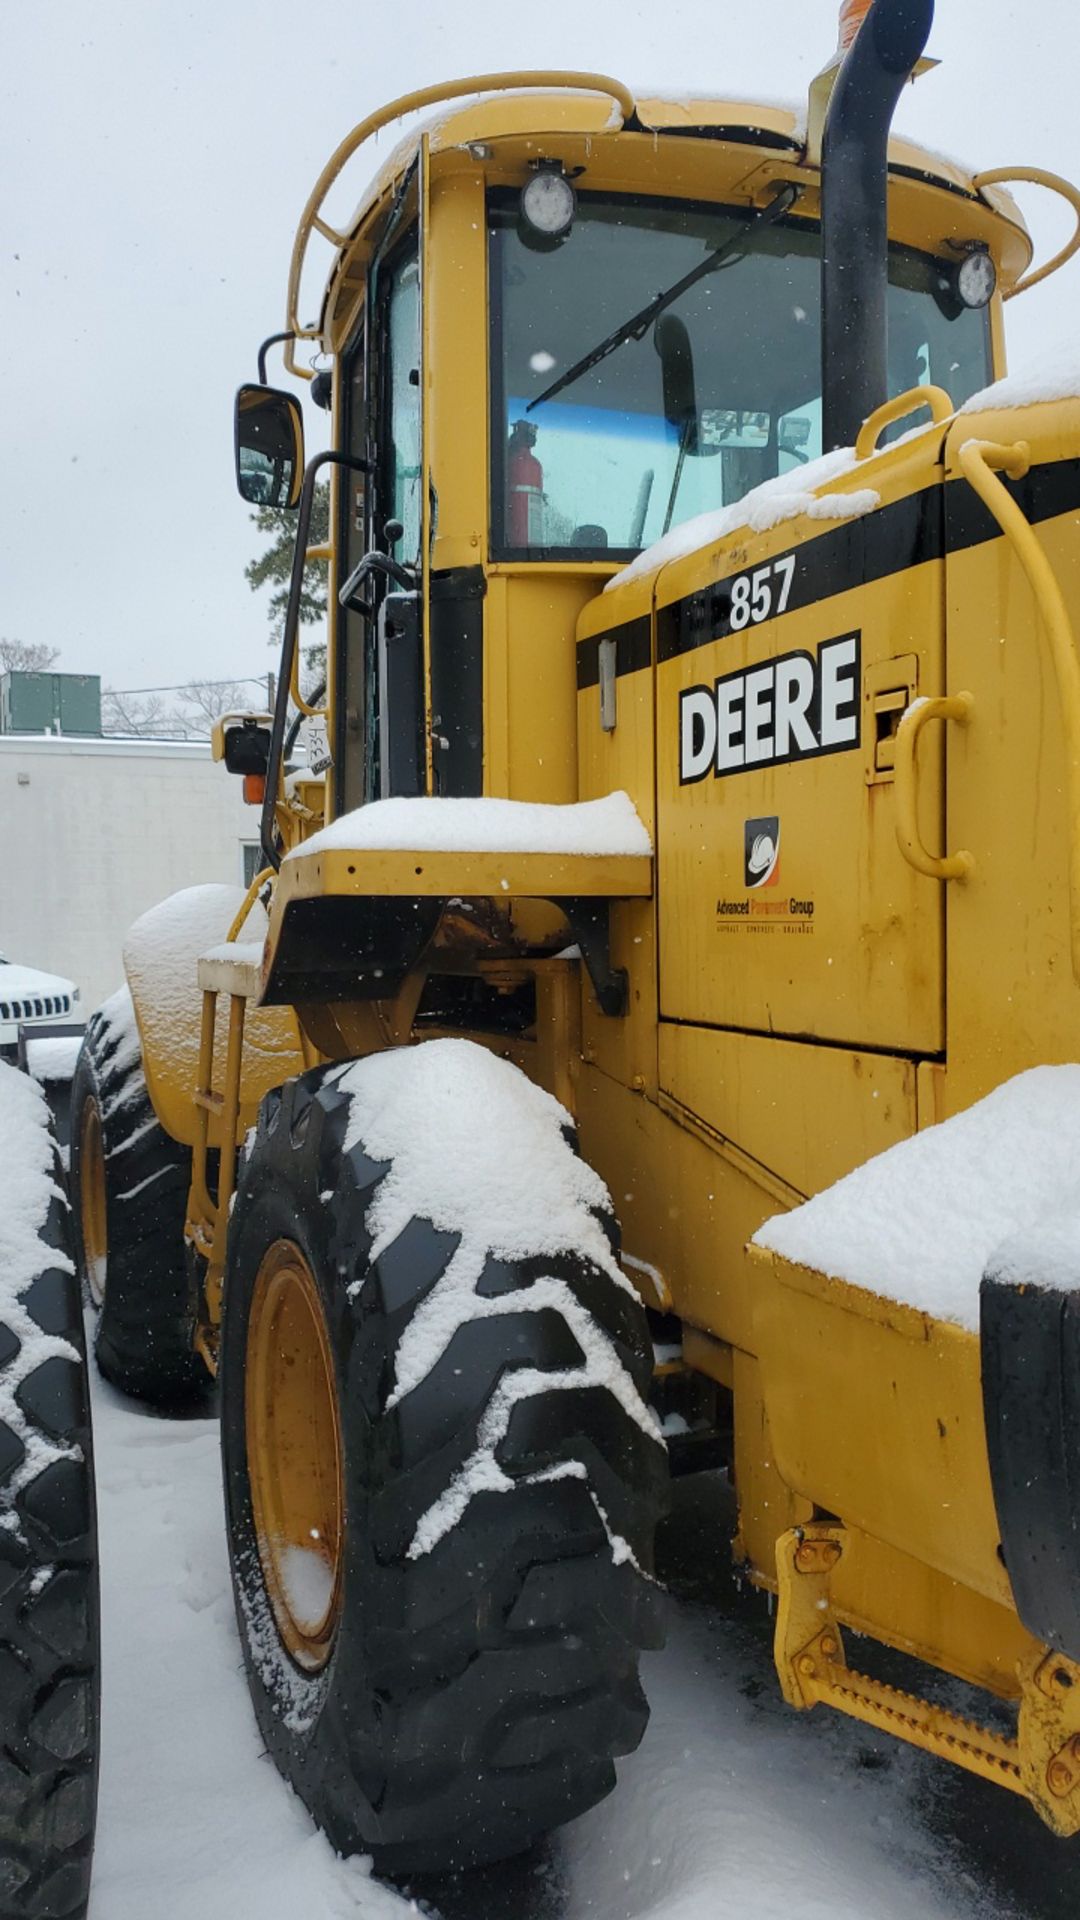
[69,988,209,1408]
[221,1039,669,1876]
[0,1063,98,1920]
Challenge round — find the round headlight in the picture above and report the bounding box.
[520,169,576,242]
[956,248,997,310]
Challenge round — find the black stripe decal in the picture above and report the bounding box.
[575,455,1080,687]
[946,453,1080,554]
[577,613,651,691]
[657,488,939,665]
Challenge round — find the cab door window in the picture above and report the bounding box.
[337,232,422,811]
[383,246,421,565]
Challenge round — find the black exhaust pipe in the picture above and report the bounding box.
[821,0,935,451]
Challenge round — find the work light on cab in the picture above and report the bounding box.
[955,247,998,309]
[519,163,576,246]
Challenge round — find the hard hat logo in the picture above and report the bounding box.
[745,819,781,889]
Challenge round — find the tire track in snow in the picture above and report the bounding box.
[89,1355,1054,1920]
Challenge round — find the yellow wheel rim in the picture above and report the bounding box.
[78,1097,108,1307]
[245,1240,344,1673]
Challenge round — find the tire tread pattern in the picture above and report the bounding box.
[0,1125,98,1919]
[223,1059,668,1875]
[70,995,207,1407]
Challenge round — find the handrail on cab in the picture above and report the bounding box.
[960,436,1080,983]
[854,384,953,462]
[284,70,639,379]
[972,166,1080,300]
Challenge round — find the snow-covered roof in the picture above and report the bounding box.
[0,733,214,760]
[754,1066,1080,1332]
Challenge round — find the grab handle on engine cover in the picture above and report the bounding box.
[894,693,975,882]
[960,436,1080,981]
[854,384,953,462]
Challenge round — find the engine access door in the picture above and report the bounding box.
[655,438,946,1054]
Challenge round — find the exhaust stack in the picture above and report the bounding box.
[820,0,935,451]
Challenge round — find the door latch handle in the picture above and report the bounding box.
[894,692,975,881]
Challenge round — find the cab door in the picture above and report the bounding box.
[336,227,425,814]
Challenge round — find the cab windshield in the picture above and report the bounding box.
[489,191,992,560]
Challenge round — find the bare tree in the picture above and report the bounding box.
[101,689,179,738]
[177,679,264,730]
[0,639,60,674]
[101,678,267,740]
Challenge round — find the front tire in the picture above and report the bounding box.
[70,989,208,1409]
[221,1044,668,1875]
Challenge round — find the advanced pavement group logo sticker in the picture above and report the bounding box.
[716,814,814,933]
[744,817,780,889]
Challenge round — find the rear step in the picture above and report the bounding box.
[776,1523,1080,1836]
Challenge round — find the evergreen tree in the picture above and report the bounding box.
[244,483,330,639]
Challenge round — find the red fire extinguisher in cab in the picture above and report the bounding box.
[508,420,545,546]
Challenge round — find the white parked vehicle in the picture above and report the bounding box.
[0,951,80,1054]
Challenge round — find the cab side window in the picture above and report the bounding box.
[384,246,421,566]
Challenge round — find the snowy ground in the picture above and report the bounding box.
[88,1364,1077,1920]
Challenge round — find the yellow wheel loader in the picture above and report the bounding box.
[72,0,1080,1870]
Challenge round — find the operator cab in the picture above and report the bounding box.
[234,70,1035,838]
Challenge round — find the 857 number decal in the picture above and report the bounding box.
[728,554,796,631]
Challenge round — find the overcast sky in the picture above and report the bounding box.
[2,1,1077,696]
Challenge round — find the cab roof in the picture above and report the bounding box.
[345,87,1027,243]
[291,78,1033,365]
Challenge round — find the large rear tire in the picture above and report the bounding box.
[0,1067,98,1919]
[70,989,208,1409]
[221,1044,668,1876]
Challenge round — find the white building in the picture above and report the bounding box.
[0,735,264,1014]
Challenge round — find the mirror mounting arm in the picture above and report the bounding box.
[256,331,296,386]
[261,450,372,871]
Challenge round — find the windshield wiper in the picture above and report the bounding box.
[526,182,800,414]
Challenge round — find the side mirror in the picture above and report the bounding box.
[234,384,304,508]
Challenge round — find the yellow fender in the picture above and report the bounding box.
[122,884,305,1148]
